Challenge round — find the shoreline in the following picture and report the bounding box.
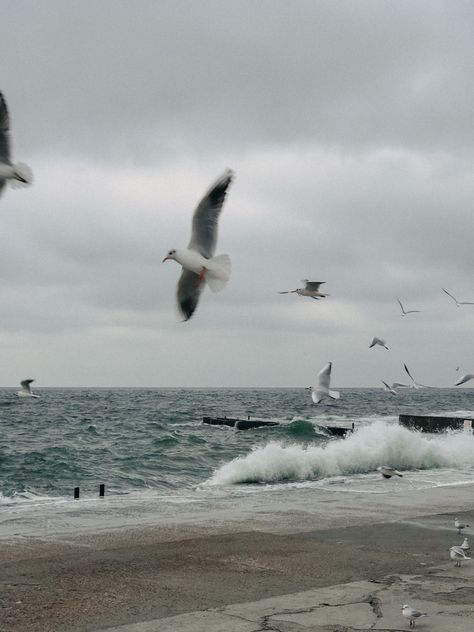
[1,482,474,630]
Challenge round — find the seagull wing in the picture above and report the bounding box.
[278,290,297,294]
[176,269,204,321]
[20,379,34,393]
[305,281,325,291]
[188,169,234,259]
[404,363,416,384]
[317,362,332,389]
[442,288,458,303]
[455,374,474,386]
[0,92,11,197]
[396,298,405,314]
[391,382,410,389]
[0,92,11,163]
[459,301,474,305]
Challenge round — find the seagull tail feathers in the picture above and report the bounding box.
[10,163,33,188]
[206,254,231,293]
[329,390,340,400]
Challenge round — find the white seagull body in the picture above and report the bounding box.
[279,280,328,300]
[455,518,470,534]
[163,169,233,321]
[397,298,420,316]
[369,336,389,350]
[16,379,39,398]
[442,288,474,307]
[0,91,33,198]
[455,374,474,386]
[377,465,403,479]
[450,545,471,567]
[402,605,427,627]
[461,537,470,554]
[310,362,340,404]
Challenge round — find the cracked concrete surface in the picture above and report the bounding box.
[103,562,474,631]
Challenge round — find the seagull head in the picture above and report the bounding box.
[162,249,178,263]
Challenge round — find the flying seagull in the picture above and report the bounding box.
[0,91,33,198]
[402,605,427,628]
[455,374,474,386]
[163,169,233,321]
[16,379,40,399]
[442,288,474,307]
[403,364,428,389]
[309,362,340,404]
[450,545,471,567]
[278,280,328,300]
[377,466,403,479]
[397,298,420,316]
[369,336,389,350]
[381,381,398,396]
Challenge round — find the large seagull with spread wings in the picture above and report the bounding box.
[163,169,233,321]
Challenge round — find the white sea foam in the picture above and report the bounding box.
[208,421,474,486]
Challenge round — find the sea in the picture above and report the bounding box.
[1,387,474,536]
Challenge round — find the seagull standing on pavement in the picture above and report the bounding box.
[402,605,427,627]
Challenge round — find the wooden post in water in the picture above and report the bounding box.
[74,487,80,499]
[99,484,105,497]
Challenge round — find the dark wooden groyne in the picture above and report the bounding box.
[202,416,279,430]
[202,416,354,435]
[399,414,474,433]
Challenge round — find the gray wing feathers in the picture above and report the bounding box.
[176,269,205,321]
[305,281,324,291]
[188,169,233,258]
[0,91,11,163]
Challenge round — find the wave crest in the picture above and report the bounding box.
[207,421,474,485]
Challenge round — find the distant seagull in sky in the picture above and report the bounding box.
[309,362,340,404]
[163,169,233,321]
[16,379,40,398]
[450,545,471,567]
[369,336,389,350]
[455,374,474,386]
[397,298,420,316]
[381,381,398,395]
[377,465,403,478]
[455,518,469,535]
[0,91,33,198]
[278,280,328,300]
[442,288,474,307]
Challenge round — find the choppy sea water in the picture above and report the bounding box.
[1,387,474,512]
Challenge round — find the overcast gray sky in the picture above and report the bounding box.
[0,0,473,387]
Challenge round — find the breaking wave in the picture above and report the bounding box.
[208,421,474,485]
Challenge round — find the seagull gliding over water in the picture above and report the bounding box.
[455,374,474,386]
[163,169,233,321]
[16,379,40,398]
[278,280,328,300]
[309,362,340,404]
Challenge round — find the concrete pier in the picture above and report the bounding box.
[399,414,474,432]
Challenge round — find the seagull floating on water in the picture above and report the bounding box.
[377,466,403,479]
[450,545,471,567]
[163,169,233,321]
[16,379,40,399]
[442,288,474,307]
[369,336,389,350]
[455,374,474,386]
[278,280,328,300]
[0,91,33,198]
[455,518,469,534]
[402,605,427,628]
[309,362,340,404]
[397,298,421,316]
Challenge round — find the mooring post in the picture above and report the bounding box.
[99,484,105,497]
[74,487,80,499]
